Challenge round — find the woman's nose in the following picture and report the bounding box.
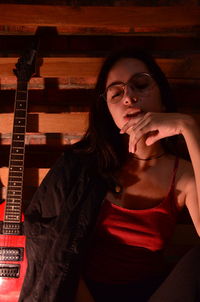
[123,86,139,105]
[123,94,139,105]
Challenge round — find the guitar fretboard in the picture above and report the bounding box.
[4,81,28,234]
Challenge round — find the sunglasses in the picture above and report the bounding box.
[102,72,156,104]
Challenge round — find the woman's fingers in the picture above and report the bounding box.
[120,112,184,153]
[120,114,146,134]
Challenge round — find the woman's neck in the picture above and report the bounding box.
[123,136,166,170]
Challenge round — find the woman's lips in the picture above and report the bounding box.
[123,110,144,122]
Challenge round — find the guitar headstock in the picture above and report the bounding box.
[13,40,39,82]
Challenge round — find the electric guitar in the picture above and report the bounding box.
[0,46,37,301]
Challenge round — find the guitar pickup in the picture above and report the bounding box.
[0,247,24,261]
[0,264,20,278]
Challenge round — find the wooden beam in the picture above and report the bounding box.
[0,133,82,145]
[0,167,49,187]
[0,113,88,134]
[0,112,199,135]
[0,5,200,35]
[1,56,200,80]
[1,36,200,56]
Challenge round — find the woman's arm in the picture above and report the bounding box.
[179,116,200,236]
[75,277,95,302]
[121,112,200,235]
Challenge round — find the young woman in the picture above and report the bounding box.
[19,50,200,302]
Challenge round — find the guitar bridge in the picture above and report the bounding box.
[0,247,24,261]
[0,264,20,278]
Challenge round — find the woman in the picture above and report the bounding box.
[19,50,200,302]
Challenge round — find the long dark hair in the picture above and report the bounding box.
[73,49,177,173]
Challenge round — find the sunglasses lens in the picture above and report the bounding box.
[130,73,154,94]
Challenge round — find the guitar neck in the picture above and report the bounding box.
[4,81,28,234]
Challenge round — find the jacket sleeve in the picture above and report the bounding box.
[19,152,78,302]
[19,150,107,302]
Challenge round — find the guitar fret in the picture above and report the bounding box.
[5,216,21,222]
[6,205,21,209]
[8,180,23,184]
[7,200,21,204]
[12,142,24,148]
[7,190,22,194]
[15,110,26,118]
[7,187,22,196]
[16,103,27,110]
[8,181,22,185]
[12,146,24,149]
[14,124,25,127]
[14,120,26,127]
[9,171,23,174]
[5,211,21,215]
[13,134,24,139]
[13,139,24,143]
[11,153,24,157]
[5,209,21,212]
[7,195,22,199]
[11,151,24,156]
[13,128,26,134]
[7,189,22,193]
[10,161,23,166]
[7,191,22,195]
[11,156,24,161]
[7,202,21,208]
[9,173,23,176]
[5,216,20,222]
[8,188,22,192]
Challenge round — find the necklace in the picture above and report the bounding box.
[132,152,166,161]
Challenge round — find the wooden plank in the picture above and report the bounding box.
[0,145,65,168]
[0,5,200,35]
[1,56,200,79]
[1,77,200,91]
[1,36,200,56]
[0,89,92,112]
[0,133,82,145]
[0,112,88,134]
[1,85,200,113]
[0,112,199,135]
[0,167,49,187]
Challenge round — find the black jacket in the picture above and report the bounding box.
[19,148,108,302]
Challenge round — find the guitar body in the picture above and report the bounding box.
[0,201,27,302]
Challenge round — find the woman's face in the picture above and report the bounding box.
[105,58,163,130]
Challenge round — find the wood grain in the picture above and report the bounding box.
[0,5,200,35]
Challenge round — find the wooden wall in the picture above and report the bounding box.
[0,1,200,256]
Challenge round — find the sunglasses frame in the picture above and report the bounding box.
[101,72,156,104]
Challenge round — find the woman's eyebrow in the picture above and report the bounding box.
[106,80,125,89]
[106,73,139,89]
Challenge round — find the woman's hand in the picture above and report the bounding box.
[120,112,194,153]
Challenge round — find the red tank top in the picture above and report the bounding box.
[84,158,181,284]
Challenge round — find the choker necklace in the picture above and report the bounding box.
[132,152,165,161]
